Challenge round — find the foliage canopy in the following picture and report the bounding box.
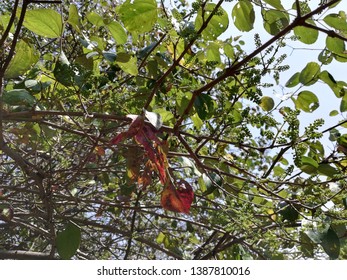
[1,0,347,260]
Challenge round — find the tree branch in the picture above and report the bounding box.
[0,250,53,260]
[0,0,20,48]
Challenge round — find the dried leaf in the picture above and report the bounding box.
[95,146,105,156]
[154,144,168,184]
[134,130,168,184]
[161,180,194,214]
[138,160,154,189]
[125,145,143,184]
[111,114,169,185]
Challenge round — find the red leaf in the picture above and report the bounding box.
[110,115,144,145]
[153,145,168,184]
[110,132,127,145]
[142,125,162,145]
[161,180,194,214]
[110,114,169,185]
[135,131,168,184]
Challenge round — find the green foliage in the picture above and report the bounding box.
[56,222,81,259]
[260,96,275,111]
[299,62,320,85]
[107,21,127,45]
[294,91,319,113]
[1,0,347,261]
[232,0,255,32]
[195,3,229,39]
[117,0,157,33]
[294,21,319,44]
[23,8,63,38]
[3,89,37,107]
[5,39,39,79]
[261,9,289,35]
[323,13,347,31]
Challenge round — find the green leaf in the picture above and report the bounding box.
[340,94,347,112]
[299,156,318,174]
[299,62,320,85]
[195,3,229,39]
[232,0,255,32]
[292,1,311,15]
[53,52,74,87]
[178,156,201,177]
[206,42,221,63]
[4,39,39,79]
[329,110,339,116]
[337,134,347,148]
[273,165,285,177]
[300,232,314,258]
[295,91,319,113]
[3,89,37,107]
[318,163,338,177]
[263,0,284,10]
[224,43,234,59]
[68,4,80,32]
[321,227,340,259]
[156,232,166,244]
[324,13,347,31]
[262,9,289,35]
[117,0,157,33]
[328,0,343,9]
[177,92,192,116]
[277,201,299,222]
[86,12,104,27]
[305,229,325,244]
[103,51,117,63]
[56,222,81,259]
[154,108,174,125]
[318,49,333,65]
[201,173,223,196]
[319,70,337,86]
[285,72,300,88]
[326,36,345,54]
[191,113,203,130]
[330,129,341,142]
[23,9,62,38]
[194,94,216,120]
[343,197,347,210]
[319,70,345,98]
[334,52,347,63]
[107,21,127,44]
[115,53,138,76]
[260,96,275,111]
[294,21,318,44]
[0,13,15,34]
